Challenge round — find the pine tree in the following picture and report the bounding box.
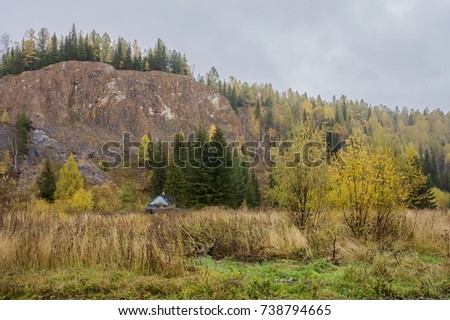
[55,154,84,200]
[36,159,56,202]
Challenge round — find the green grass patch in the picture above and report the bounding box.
[2,254,448,299]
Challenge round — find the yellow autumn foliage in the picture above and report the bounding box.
[328,130,406,238]
[67,188,93,213]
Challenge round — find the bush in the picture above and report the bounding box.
[432,187,450,208]
[67,188,94,213]
[91,181,122,212]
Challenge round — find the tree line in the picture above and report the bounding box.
[0,24,191,77]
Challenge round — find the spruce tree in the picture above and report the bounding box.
[408,179,437,209]
[230,155,247,208]
[186,126,213,207]
[209,126,233,206]
[55,154,84,200]
[151,38,168,72]
[48,33,59,64]
[36,159,56,202]
[165,132,189,205]
[245,169,260,208]
[69,23,78,60]
[407,154,437,209]
[149,139,167,196]
[124,44,133,69]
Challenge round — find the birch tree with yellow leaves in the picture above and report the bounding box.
[328,130,408,239]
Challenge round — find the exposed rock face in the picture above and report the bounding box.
[0,61,243,183]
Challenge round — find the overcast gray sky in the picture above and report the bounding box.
[1,0,449,111]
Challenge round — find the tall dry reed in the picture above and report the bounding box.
[0,204,309,275]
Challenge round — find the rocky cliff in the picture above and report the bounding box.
[0,61,244,183]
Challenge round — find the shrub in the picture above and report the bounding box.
[91,181,122,212]
[67,188,93,213]
[432,187,450,208]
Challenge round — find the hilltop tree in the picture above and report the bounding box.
[36,28,49,67]
[151,38,168,72]
[36,159,56,202]
[48,33,59,64]
[206,66,219,87]
[0,33,11,59]
[55,154,84,200]
[112,37,126,69]
[100,32,112,62]
[22,29,38,70]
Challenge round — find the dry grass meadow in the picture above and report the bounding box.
[0,202,449,299]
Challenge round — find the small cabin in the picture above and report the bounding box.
[145,192,176,213]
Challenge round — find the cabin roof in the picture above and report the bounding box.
[148,193,175,206]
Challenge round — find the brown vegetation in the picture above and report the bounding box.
[1,203,449,278]
[0,205,308,276]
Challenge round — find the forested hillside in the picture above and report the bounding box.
[202,67,450,195]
